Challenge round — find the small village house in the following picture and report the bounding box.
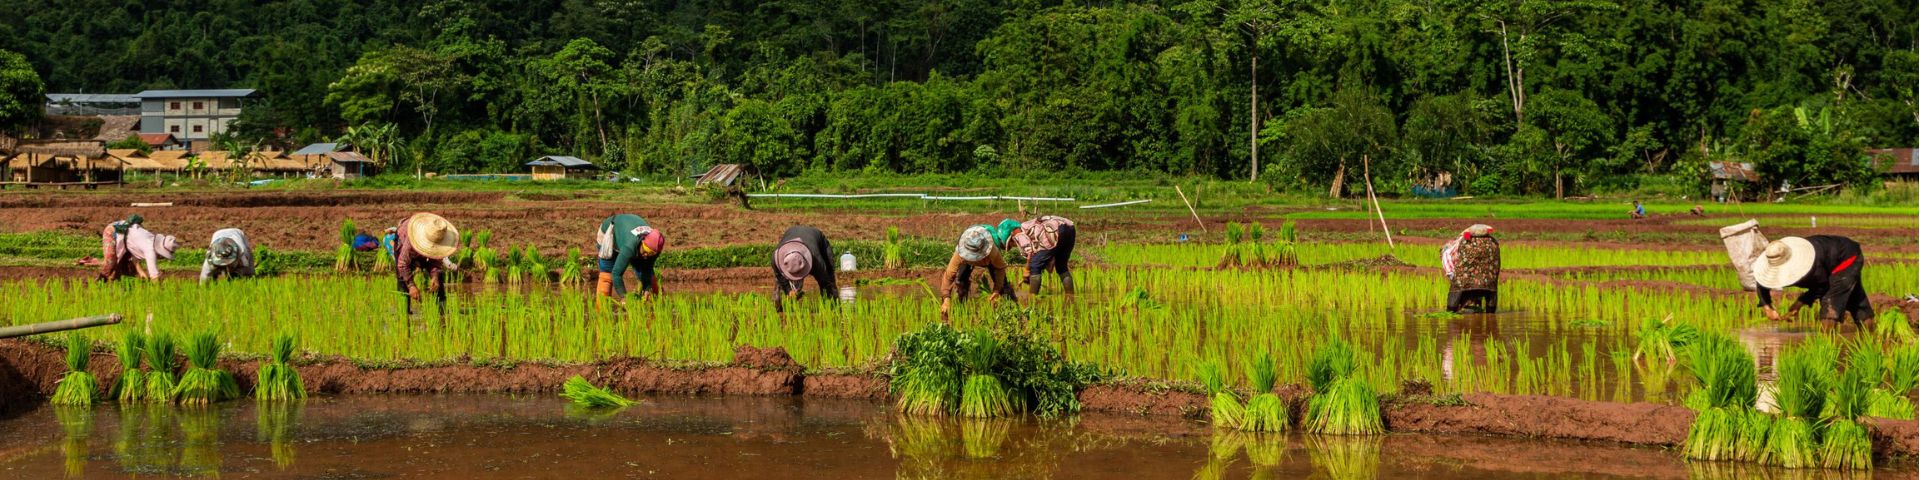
[1868,148,1917,185]
[135,89,256,152]
[325,151,375,179]
[2,140,122,188]
[139,133,184,151]
[526,155,598,180]
[1706,161,1760,202]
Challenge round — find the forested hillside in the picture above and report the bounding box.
[2,0,1912,195]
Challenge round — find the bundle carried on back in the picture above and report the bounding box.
[1719,220,1767,291]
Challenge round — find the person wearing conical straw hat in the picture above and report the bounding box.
[1750,235,1874,329]
[199,228,255,282]
[1441,224,1500,313]
[395,213,461,314]
[939,224,1017,322]
[771,225,836,313]
[595,214,666,304]
[997,216,1078,298]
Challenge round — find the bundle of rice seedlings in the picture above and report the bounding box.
[1734,408,1774,461]
[1306,377,1383,435]
[1819,344,1879,470]
[1199,360,1243,429]
[1307,340,1357,394]
[895,365,961,416]
[1245,222,1269,265]
[1680,333,1756,461]
[883,226,905,269]
[521,245,548,283]
[334,219,357,272]
[1240,352,1288,432]
[371,240,394,271]
[1887,345,1916,395]
[1763,341,1836,468]
[51,334,96,406]
[172,331,238,405]
[1273,220,1299,267]
[1219,222,1245,267]
[253,333,305,401]
[473,247,498,283]
[560,375,634,408]
[957,332,1016,418]
[1632,317,1698,366]
[111,332,145,403]
[1874,308,1916,343]
[143,333,177,403]
[558,247,583,284]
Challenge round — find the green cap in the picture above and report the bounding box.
[995,219,1021,247]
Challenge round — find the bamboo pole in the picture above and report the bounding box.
[0,314,122,340]
[1363,155,1393,249]
[1175,185,1207,233]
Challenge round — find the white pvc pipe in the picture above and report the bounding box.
[1079,199,1152,209]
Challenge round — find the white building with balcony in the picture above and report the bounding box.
[136,89,256,151]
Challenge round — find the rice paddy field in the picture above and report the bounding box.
[0,188,1914,478]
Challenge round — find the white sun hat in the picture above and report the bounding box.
[1748,237,1815,289]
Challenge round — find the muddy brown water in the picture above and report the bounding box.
[7,394,1904,479]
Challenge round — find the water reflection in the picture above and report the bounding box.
[53,405,90,478]
[257,401,302,470]
[1304,435,1381,480]
[177,407,221,476]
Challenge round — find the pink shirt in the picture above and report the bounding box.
[1010,216,1074,257]
[124,226,163,279]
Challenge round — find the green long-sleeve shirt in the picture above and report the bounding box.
[599,214,659,296]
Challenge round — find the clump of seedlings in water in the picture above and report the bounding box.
[1199,360,1243,429]
[111,331,145,403]
[144,333,177,403]
[1240,352,1287,432]
[1680,332,1756,461]
[560,375,634,408]
[254,333,305,401]
[51,334,96,406]
[559,247,584,284]
[1819,341,1878,470]
[1633,316,1697,366]
[889,310,1100,418]
[173,331,238,405]
[1305,339,1382,435]
[1763,337,1836,469]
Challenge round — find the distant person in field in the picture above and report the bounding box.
[395,213,461,314]
[596,214,666,304]
[939,225,1017,321]
[997,216,1078,297]
[1441,224,1500,313]
[1629,201,1647,219]
[771,225,837,312]
[200,228,255,282]
[95,216,176,282]
[1750,235,1875,330]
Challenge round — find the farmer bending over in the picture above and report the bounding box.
[1441,224,1500,313]
[772,225,837,312]
[998,216,1077,297]
[1750,235,1875,330]
[396,213,461,314]
[200,228,256,282]
[596,214,666,304]
[939,225,1017,321]
[96,217,176,282]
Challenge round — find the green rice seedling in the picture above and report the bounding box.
[559,247,583,284]
[253,333,305,401]
[884,226,905,269]
[1680,333,1756,461]
[1307,339,1357,394]
[111,331,144,403]
[173,331,238,405]
[1819,344,1879,469]
[143,333,177,403]
[891,323,964,415]
[1199,360,1244,429]
[1219,222,1245,267]
[1306,376,1383,435]
[1272,220,1299,267]
[51,334,96,406]
[957,331,1017,418]
[334,218,357,273]
[1735,408,1773,462]
[560,375,635,408]
[1888,346,1917,393]
[1875,308,1915,343]
[1632,316,1697,366]
[1241,352,1287,432]
[1684,407,1739,461]
[1246,222,1269,265]
[1764,340,1837,468]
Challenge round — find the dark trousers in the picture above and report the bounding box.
[1821,261,1874,324]
[1447,289,1498,313]
[398,270,447,314]
[953,264,1017,301]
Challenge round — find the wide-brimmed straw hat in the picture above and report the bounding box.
[774,239,812,282]
[1749,237,1815,289]
[956,225,994,262]
[152,234,177,260]
[208,238,240,267]
[406,213,460,259]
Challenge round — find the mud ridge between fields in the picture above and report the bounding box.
[0,339,1911,460]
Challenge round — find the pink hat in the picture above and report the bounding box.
[774,240,812,282]
[639,227,666,258]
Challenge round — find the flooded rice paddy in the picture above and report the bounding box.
[4,394,1908,479]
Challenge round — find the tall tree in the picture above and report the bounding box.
[0,48,43,133]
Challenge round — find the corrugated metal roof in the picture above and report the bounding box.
[133,89,257,99]
[1707,161,1760,181]
[526,155,595,168]
[327,151,374,164]
[293,143,342,155]
[46,93,139,103]
[695,164,746,187]
[1868,148,1918,175]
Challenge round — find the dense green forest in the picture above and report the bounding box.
[1,0,1913,196]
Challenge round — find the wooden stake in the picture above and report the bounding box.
[1176,185,1207,233]
[1363,155,1394,249]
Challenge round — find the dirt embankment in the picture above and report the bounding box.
[1,339,1912,460]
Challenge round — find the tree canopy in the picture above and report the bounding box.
[2,0,1911,195]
